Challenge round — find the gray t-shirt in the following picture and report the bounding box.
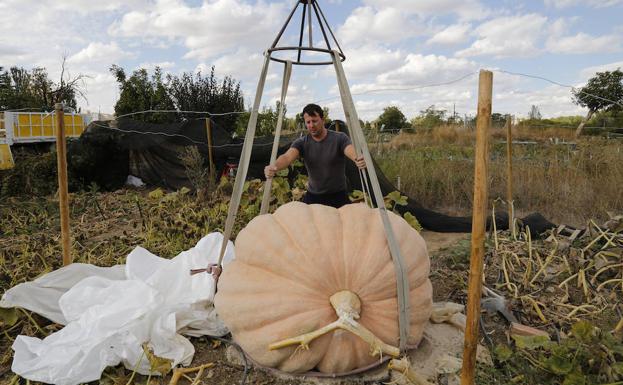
[291,130,352,194]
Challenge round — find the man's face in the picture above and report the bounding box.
[303,112,324,137]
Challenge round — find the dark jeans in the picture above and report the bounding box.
[303,190,350,208]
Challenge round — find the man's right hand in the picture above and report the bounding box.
[264,165,278,179]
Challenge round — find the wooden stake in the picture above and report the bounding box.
[505,115,515,238]
[55,103,71,266]
[335,120,340,132]
[460,70,492,385]
[205,118,215,181]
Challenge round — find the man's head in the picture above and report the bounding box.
[302,103,325,138]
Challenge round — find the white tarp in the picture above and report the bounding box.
[0,233,234,385]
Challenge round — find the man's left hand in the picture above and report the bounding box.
[355,156,366,169]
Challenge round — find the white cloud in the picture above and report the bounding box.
[376,54,478,87]
[338,54,479,117]
[363,0,490,20]
[78,72,119,114]
[456,14,547,58]
[212,50,265,80]
[341,45,405,79]
[47,0,148,13]
[427,24,472,45]
[68,42,133,65]
[338,6,423,45]
[544,0,623,8]
[546,33,622,54]
[109,0,286,60]
[579,61,623,81]
[136,61,176,72]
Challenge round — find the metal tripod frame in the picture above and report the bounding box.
[214,0,412,353]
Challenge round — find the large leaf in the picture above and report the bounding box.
[403,212,422,231]
[562,371,586,385]
[142,344,173,375]
[546,355,573,375]
[0,307,18,327]
[493,344,513,362]
[512,335,552,350]
[570,321,594,342]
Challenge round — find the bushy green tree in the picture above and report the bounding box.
[0,64,80,111]
[110,65,175,123]
[167,66,243,129]
[110,65,244,128]
[235,101,290,137]
[410,105,446,130]
[377,105,410,131]
[573,69,623,137]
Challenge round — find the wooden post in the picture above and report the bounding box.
[205,118,215,181]
[55,103,71,266]
[505,115,515,238]
[460,70,492,385]
[335,121,340,132]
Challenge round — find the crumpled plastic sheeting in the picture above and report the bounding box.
[0,233,234,385]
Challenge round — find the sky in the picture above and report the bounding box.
[1,0,622,121]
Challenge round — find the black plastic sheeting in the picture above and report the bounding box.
[68,118,557,237]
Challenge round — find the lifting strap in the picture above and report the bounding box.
[216,53,271,267]
[331,50,411,352]
[260,61,293,215]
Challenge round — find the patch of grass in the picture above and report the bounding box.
[377,132,623,226]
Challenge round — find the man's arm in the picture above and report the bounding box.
[344,144,366,169]
[264,148,300,178]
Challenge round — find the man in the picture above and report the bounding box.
[264,103,366,208]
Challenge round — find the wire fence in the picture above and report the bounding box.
[3,68,622,146]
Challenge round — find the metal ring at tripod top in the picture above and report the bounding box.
[268,46,345,66]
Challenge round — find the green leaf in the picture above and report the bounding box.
[612,362,623,376]
[493,344,513,362]
[349,190,365,202]
[546,355,573,375]
[148,188,164,199]
[0,307,18,327]
[512,335,552,350]
[142,344,173,375]
[276,168,289,177]
[386,191,402,203]
[570,321,594,342]
[178,186,190,195]
[561,371,586,385]
[403,212,422,231]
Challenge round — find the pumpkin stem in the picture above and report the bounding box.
[268,290,400,358]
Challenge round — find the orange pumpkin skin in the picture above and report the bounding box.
[214,202,432,374]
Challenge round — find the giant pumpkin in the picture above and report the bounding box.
[214,201,432,374]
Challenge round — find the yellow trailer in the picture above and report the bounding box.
[0,111,89,169]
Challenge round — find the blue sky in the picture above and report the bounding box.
[1,0,621,121]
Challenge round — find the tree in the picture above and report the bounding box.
[410,105,446,129]
[110,65,175,123]
[377,106,410,131]
[573,69,623,137]
[110,65,244,128]
[167,66,244,129]
[235,101,291,137]
[528,105,542,120]
[0,59,84,111]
